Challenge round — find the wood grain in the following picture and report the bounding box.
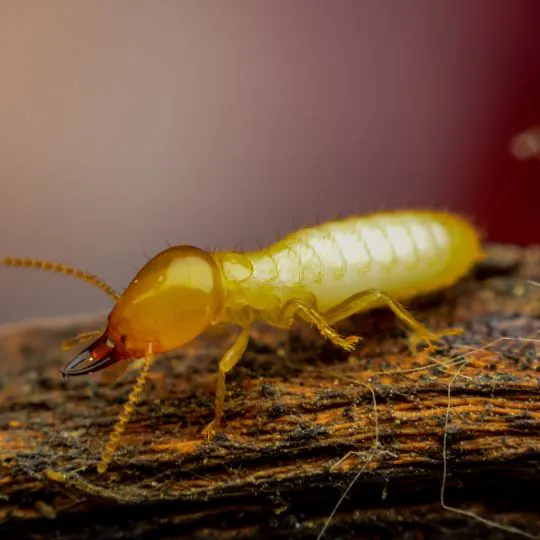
[0,244,539,539]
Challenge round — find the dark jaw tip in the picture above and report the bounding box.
[60,336,119,377]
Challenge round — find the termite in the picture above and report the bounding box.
[2,210,484,473]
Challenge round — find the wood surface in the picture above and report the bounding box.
[0,244,539,539]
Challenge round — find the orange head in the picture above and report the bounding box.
[60,246,224,376]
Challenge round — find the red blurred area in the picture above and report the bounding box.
[484,141,540,247]
[468,3,540,246]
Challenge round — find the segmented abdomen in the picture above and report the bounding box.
[251,211,484,313]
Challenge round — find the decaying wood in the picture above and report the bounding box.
[0,244,539,539]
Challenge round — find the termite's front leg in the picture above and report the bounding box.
[202,325,251,440]
[279,299,361,352]
[324,288,462,353]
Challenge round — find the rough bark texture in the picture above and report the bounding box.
[0,244,539,539]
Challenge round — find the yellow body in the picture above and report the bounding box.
[213,210,483,328]
[109,210,483,354]
[2,209,484,473]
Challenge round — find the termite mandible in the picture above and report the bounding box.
[2,210,484,473]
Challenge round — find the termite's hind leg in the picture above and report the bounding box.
[201,325,251,440]
[324,288,462,354]
[279,299,361,352]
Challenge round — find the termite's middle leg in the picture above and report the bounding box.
[202,325,251,439]
[279,299,361,352]
[324,288,462,353]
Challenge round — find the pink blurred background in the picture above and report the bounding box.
[1,1,540,325]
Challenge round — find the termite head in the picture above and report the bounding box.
[61,246,224,376]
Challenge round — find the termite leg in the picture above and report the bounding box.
[202,325,251,439]
[279,299,361,352]
[97,343,155,474]
[324,288,462,353]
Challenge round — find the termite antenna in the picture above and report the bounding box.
[2,256,120,301]
[97,343,155,474]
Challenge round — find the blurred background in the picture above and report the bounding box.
[1,1,540,325]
